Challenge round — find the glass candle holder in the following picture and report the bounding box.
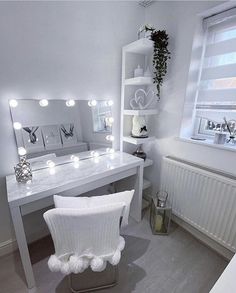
[150,196,172,235]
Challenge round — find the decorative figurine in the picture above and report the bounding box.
[131,116,148,138]
[14,147,32,183]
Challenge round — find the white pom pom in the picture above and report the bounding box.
[61,262,70,275]
[90,257,105,272]
[69,255,85,274]
[109,250,121,266]
[118,236,125,251]
[82,257,90,271]
[48,255,61,272]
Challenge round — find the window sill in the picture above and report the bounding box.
[176,137,236,153]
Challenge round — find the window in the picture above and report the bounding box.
[193,8,236,141]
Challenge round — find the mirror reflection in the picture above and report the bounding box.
[10,99,114,169]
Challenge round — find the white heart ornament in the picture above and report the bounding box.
[135,89,155,110]
[129,94,144,110]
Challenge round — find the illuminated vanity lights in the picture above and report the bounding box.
[66,99,75,107]
[71,155,80,162]
[88,100,97,107]
[9,99,18,108]
[18,147,27,156]
[106,148,115,154]
[39,99,49,107]
[13,122,22,130]
[106,100,114,106]
[105,117,114,124]
[46,160,55,168]
[90,151,99,157]
[106,135,114,142]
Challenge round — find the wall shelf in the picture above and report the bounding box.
[123,136,155,145]
[124,109,158,116]
[124,77,153,86]
[124,38,153,55]
[121,39,155,199]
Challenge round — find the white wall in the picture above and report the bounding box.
[0,1,144,248]
[144,1,236,193]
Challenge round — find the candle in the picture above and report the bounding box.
[154,214,163,232]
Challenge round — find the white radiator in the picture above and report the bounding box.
[161,156,236,253]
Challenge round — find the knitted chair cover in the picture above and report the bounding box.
[43,203,125,275]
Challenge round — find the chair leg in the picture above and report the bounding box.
[68,266,119,293]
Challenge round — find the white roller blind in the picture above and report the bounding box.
[196,8,236,109]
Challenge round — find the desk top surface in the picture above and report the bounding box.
[6,152,143,206]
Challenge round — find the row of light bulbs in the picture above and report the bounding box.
[18,147,115,169]
[9,99,114,108]
[13,123,115,132]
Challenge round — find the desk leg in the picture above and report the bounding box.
[10,206,36,290]
[130,165,143,222]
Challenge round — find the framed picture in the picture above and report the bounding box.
[41,125,62,150]
[22,126,45,153]
[60,123,78,146]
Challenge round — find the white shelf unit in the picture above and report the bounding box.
[124,77,153,86]
[120,38,157,194]
[123,136,155,145]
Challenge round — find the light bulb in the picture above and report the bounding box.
[88,100,97,107]
[13,122,22,130]
[9,99,18,108]
[39,99,48,107]
[18,147,27,156]
[90,151,99,157]
[107,100,113,106]
[106,148,115,154]
[106,135,114,141]
[46,160,55,168]
[66,99,75,107]
[106,117,114,124]
[71,155,79,162]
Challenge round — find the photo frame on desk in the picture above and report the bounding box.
[41,125,62,150]
[22,126,45,153]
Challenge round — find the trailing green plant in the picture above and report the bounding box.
[151,30,170,99]
[141,25,170,100]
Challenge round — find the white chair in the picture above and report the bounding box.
[44,192,133,292]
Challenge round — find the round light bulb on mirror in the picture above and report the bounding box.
[70,155,79,162]
[66,99,75,107]
[13,122,22,130]
[9,99,18,108]
[88,100,97,107]
[106,135,114,141]
[105,117,114,124]
[46,160,55,168]
[107,100,113,106]
[106,147,115,154]
[18,147,27,156]
[90,151,99,157]
[39,99,49,107]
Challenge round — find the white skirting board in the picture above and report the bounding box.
[0,239,17,257]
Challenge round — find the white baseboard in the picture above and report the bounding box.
[0,239,17,257]
[172,215,234,261]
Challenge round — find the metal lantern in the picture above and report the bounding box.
[14,156,32,183]
[150,191,172,235]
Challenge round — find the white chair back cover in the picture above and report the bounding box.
[44,203,125,275]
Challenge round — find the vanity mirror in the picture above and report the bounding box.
[9,99,114,169]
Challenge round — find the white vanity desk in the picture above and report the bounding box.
[6,151,144,291]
